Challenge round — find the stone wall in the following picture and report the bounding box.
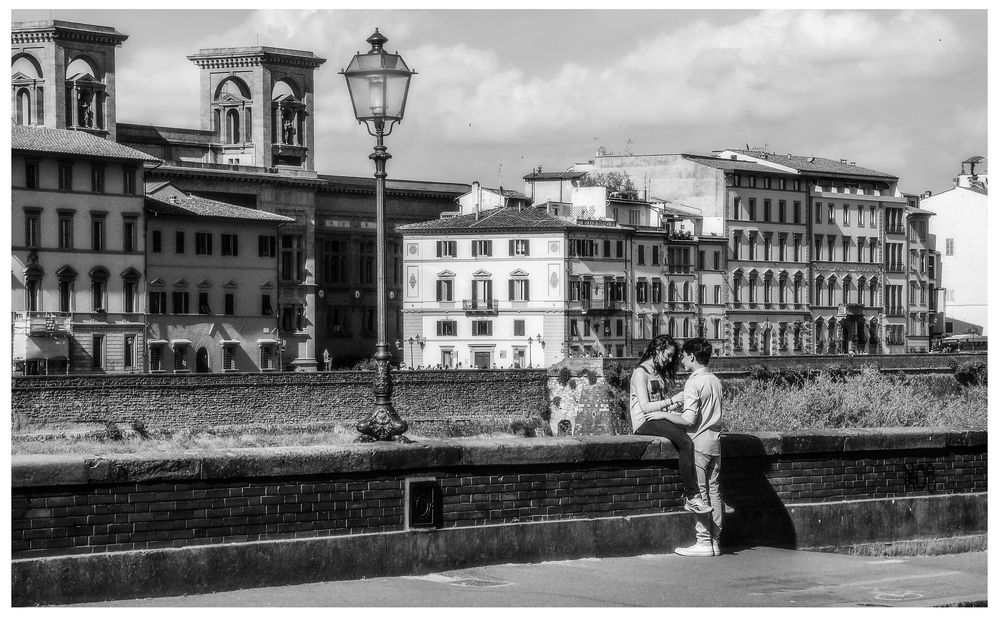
[11,369,550,434]
[11,428,987,604]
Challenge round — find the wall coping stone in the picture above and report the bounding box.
[11,427,985,488]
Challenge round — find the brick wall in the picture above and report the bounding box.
[11,369,549,432]
[11,428,986,559]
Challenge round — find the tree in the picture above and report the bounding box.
[579,171,638,198]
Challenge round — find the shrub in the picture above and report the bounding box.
[103,421,123,441]
[551,396,561,409]
[604,363,629,391]
[568,378,577,390]
[131,420,151,440]
[352,358,378,371]
[954,362,987,386]
[557,366,572,386]
[510,418,543,437]
[581,368,598,385]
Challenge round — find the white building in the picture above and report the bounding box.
[920,157,988,336]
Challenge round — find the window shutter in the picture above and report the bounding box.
[472,242,478,257]
[436,241,442,257]
[524,280,530,301]
[436,280,442,302]
[509,239,515,256]
[509,279,514,301]
[523,240,530,256]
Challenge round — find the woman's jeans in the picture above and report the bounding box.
[635,419,699,499]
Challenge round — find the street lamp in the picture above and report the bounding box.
[342,29,416,442]
[406,334,425,369]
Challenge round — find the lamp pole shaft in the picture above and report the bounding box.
[355,119,409,442]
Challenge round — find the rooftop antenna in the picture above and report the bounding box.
[625,138,633,156]
[497,163,503,191]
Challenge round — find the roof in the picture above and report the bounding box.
[145,194,294,223]
[523,170,588,181]
[905,207,935,217]
[477,186,531,201]
[11,124,161,163]
[721,149,896,179]
[318,174,470,196]
[684,154,791,175]
[397,205,570,233]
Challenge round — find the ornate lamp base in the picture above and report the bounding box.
[355,404,412,443]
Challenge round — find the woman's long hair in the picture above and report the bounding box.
[637,334,680,383]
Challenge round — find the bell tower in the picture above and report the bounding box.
[188,46,326,170]
[11,20,128,140]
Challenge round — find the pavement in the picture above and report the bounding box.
[75,546,987,607]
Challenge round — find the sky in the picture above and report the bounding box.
[10,6,989,194]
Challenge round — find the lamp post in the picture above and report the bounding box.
[342,29,416,442]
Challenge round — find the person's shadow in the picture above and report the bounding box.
[718,433,797,552]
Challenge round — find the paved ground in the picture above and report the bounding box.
[78,547,987,607]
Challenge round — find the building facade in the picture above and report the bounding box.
[12,19,468,372]
[144,183,293,373]
[920,157,988,337]
[11,124,158,374]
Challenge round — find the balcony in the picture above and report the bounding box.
[885,263,905,273]
[12,312,73,336]
[462,299,498,315]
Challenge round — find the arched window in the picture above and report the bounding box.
[24,265,43,312]
[732,271,742,304]
[226,109,241,144]
[16,88,31,125]
[815,276,824,306]
[842,277,851,306]
[827,277,837,307]
[869,277,878,308]
[682,281,691,305]
[89,266,109,312]
[683,317,690,338]
[121,268,141,314]
[57,266,78,313]
[668,316,676,336]
[857,277,867,306]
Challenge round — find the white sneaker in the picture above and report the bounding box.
[674,541,716,557]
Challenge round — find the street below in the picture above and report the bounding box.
[77,547,987,607]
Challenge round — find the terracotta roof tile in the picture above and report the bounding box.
[11,124,160,162]
[397,205,569,233]
[723,149,896,179]
[145,195,294,223]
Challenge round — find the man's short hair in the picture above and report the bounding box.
[682,337,713,365]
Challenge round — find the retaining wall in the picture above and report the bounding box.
[550,352,987,377]
[11,427,987,605]
[11,369,550,433]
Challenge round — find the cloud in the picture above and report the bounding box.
[106,9,984,189]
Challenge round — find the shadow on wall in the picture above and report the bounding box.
[719,433,796,551]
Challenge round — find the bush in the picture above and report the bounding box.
[509,416,549,437]
[568,378,577,390]
[581,369,598,385]
[103,421,123,441]
[551,396,561,409]
[557,366,572,386]
[954,362,987,386]
[131,420,151,440]
[604,363,629,391]
[747,363,813,389]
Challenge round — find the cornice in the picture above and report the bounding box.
[12,28,128,47]
[189,51,327,70]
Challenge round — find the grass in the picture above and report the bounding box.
[722,367,987,432]
[12,370,985,456]
[10,421,534,456]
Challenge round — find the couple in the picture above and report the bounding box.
[629,335,723,557]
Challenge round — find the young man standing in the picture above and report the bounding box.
[672,338,724,557]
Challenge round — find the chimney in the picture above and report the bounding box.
[840,159,848,164]
[472,181,481,221]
